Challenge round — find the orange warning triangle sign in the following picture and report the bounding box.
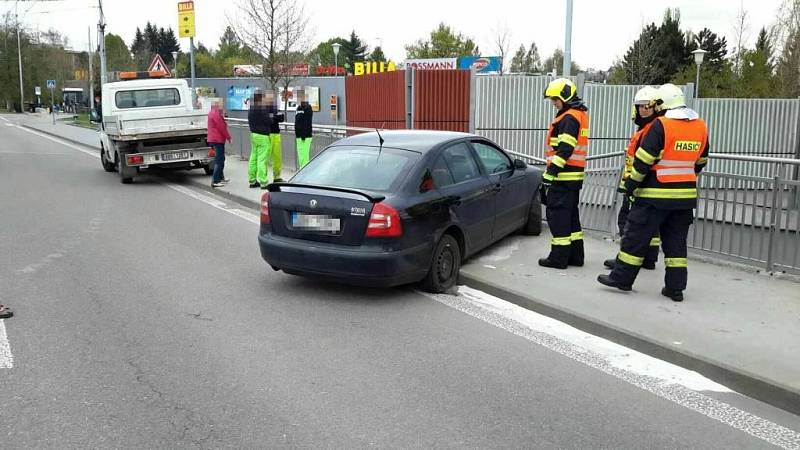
[148,54,172,77]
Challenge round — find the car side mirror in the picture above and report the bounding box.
[514,159,527,171]
[89,109,100,123]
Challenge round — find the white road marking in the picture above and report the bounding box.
[164,184,260,225]
[0,115,10,122]
[0,320,13,368]
[13,125,100,159]
[419,287,800,450]
[16,117,800,446]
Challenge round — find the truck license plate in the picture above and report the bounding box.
[291,213,340,232]
[162,151,189,161]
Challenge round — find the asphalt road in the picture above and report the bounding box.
[1,115,799,449]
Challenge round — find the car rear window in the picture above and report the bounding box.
[115,88,181,109]
[292,146,419,192]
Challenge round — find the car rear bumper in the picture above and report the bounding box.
[258,233,431,287]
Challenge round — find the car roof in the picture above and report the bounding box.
[331,130,478,152]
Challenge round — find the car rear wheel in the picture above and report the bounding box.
[522,190,542,236]
[421,234,461,293]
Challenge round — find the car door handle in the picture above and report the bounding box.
[492,184,503,193]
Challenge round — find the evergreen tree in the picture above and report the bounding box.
[653,9,690,83]
[344,31,368,68]
[405,23,479,58]
[368,46,387,62]
[685,28,728,72]
[738,28,777,97]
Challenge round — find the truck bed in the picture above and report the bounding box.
[104,111,208,141]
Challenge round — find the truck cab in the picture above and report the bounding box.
[98,72,213,183]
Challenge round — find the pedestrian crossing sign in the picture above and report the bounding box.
[147,54,172,77]
[46,79,56,89]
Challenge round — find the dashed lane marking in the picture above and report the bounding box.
[0,320,12,368]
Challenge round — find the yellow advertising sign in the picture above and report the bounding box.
[354,61,397,76]
[178,1,195,38]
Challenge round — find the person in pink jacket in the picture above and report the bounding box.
[207,98,232,187]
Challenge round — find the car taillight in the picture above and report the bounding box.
[126,154,144,165]
[366,202,402,237]
[207,147,216,158]
[260,192,270,225]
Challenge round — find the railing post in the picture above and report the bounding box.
[766,165,784,273]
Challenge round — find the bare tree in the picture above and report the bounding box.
[228,0,311,95]
[731,2,751,75]
[491,23,512,75]
[771,0,800,52]
[276,2,312,111]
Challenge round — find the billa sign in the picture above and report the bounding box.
[353,61,397,76]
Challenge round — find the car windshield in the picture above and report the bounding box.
[292,145,419,192]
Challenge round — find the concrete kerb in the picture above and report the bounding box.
[22,120,800,416]
[21,123,99,150]
[457,271,800,417]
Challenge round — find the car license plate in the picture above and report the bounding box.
[162,151,189,161]
[291,213,340,232]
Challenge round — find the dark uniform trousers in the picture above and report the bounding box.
[617,199,660,265]
[610,202,693,290]
[546,185,584,265]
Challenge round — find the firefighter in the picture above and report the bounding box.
[598,84,710,302]
[538,78,590,270]
[603,86,661,270]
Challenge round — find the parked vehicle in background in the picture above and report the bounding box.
[97,72,213,183]
[258,130,544,293]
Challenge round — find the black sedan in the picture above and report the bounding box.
[258,130,544,293]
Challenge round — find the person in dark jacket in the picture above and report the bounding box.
[266,91,285,182]
[294,90,314,169]
[248,92,272,188]
[538,78,590,270]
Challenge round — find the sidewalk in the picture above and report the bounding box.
[16,112,800,415]
[460,233,800,415]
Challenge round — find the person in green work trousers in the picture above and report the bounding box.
[294,90,314,169]
[247,92,271,188]
[265,91,285,183]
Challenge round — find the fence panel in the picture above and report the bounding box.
[694,98,800,178]
[345,71,406,129]
[414,70,470,132]
[474,75,559,158]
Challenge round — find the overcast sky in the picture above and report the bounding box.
[3,0,784,69]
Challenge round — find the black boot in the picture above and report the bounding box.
[661,287,684,302]
[249,181,260,188]
[597,274,632,291]
[538,258,568,270]
[603,258,616,269]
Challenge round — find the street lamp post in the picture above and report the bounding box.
[171,51,178,78]
[15,1,24,112]
[332,42,341,126]
[692,49,707,98]
[332,42,341,78]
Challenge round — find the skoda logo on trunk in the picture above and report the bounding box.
[309,199,318,209]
